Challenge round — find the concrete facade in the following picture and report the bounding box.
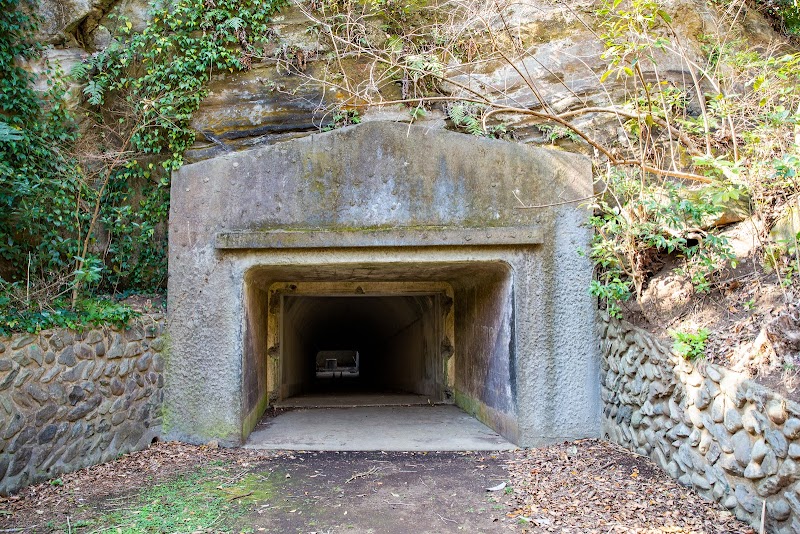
[167,122,599,447]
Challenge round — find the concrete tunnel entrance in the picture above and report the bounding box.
[167,122,600,448]
[241,262,521,438]
[240,263,525,450]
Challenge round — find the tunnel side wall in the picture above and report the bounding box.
[281,298,316,399]
[379,296,441,399]
[168,122,599,445]
[452,266,520,441]
[242,280,270,437]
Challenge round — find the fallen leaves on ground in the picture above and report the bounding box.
[0,439,756,533]
[504,439,754,534]
[0,441,279,531]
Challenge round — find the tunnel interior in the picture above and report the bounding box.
[242,262,518,442]
[280,295,445,399]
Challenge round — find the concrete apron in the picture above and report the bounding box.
[244,405,517,451]
[274,393,432,409]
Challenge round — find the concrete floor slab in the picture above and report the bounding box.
[245,405,517,451]
[273,393,432,408]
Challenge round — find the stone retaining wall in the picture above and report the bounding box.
[0,316,165,494]
[600,313,800,533]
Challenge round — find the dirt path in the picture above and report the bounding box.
[235,450,512,533]
[0,440,753,533]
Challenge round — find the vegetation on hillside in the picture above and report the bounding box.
[282,0,800,321]
[756,0,800,36]
[1,0,799,335]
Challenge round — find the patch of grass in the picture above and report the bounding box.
[102,472,229,532]
[77,469,278,532]
[219,473,277,506]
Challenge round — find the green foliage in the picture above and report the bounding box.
[586,0,800,315]
[321,107,362,131]
[754,0,800,36]
[446,102,511,139]
[76,0,286,291]
[81,469,276,532]
[588,171,737,315]
[671,328,710,360]
[597,0,672,82]
[0,294,139,336]
[589,277,631,319]
[0,0,85,281]
[765,228,800,286]
[447,102,484,135]
[702,38,800,284]
[100,471,230,532]
[0,0,284,333]
[80,0,283,166]
[537,124,581,144]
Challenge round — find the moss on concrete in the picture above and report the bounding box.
[242,391,270,439]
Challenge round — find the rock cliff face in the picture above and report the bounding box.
[24,0,784,162]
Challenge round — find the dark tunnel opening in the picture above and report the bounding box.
[242,262,517,441]
[280,295,445,399]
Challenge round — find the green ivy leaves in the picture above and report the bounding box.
[67,0,286,292]
[0,0,84,279]
[0,0,284,332]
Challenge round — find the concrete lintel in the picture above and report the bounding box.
[215,226,543,250]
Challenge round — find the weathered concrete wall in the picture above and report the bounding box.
[600,313,800,533]
[168,121,599,447]
[0,317,165,494]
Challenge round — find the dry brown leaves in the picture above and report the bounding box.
[504,439,754,534]
[1,439,757,533]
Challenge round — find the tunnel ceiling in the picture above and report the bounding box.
[283,295,429,347]
[246,261,512,289]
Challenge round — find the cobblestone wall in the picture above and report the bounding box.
[600,313,800,533]
[0,316,165,494]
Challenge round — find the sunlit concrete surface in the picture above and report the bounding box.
[244,405,517,451]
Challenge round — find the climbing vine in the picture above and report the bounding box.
[0,0,83,275]
[0,0,285,333]
[73,0,286,291]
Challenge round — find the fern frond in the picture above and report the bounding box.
[83,80,105,106]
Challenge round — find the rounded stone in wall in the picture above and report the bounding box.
[735,483,759,513]
[769,498,791,521]
[768,400,788,425]
[767,429,789,458]
[784,418,800,440]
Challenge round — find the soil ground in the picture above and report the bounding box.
[623,216,800,401]
[0,440,752,533]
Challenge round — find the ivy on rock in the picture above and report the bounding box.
[74,0,286,291]
[0,0,285,333]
